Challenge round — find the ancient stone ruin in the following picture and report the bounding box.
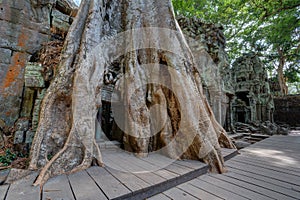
[274,95,300,127]
[232,53,274,124]
[177,16,234,131]
[0,0,76,145]
[0,5,292,151]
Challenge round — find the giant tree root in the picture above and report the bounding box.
[29,0,235,186]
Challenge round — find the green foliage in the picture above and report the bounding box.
[0,149,16,166]
[285,66,300,83]
[172,0,300,91]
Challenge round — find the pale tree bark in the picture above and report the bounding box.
[29,0,235,186]
[277,47,288,96]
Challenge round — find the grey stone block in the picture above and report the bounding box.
[14,131,24,144]
[0,48,12,64]
[15,119,29,131]
[24,63,45,88]
[25,130,35,144]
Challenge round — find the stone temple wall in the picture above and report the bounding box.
[0,11,235,142]
[177,16,234,128]
[0,0,75,129]
[232,53,274,124]
[0,0,51,127]
[274,95,300,127]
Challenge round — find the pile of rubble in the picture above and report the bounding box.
[231,121,289,149]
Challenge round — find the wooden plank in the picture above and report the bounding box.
[175,159,206,170]
[139,153,177,170]
[86,167,131,200]
[210,173,296,200]
[227,160,300,185]
[136,154,182,179]
[164,163,194,176]
[245,139,300,148]
[228,166,300,192]
[251,136,300,143]
[241,151,300,162]
[139,153,194,176]
[227,161,300,188]
[115,152,163,172]
[68,170,107,200]
[248,143,300,153]
[249,142,300,150]
[5,173,40,200]
[222,170,300,199]
[234,153,300,171]
[265,136,300,143]
[105,167,150,192]
[221,148,238,155]
[134,171,166,185]
[260,139,300,146]
[177,182,223,200]
[163,187,199,200]
[0,185,9,200]
[153,169,179,179]
[190,177,248,200]
[43,174,75,200]
[202,175,273,200]
[102,152,144,172]
[240,150,300,163]
[106,151,170,184]
[148,193,172,200]
[231,155,300,175]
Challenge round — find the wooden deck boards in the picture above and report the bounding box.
[3,135,300,200]
[150,135,300,200]
[0,185,9,200]
[43,174,75,200]
[5,173,40,200]
[0,148,235,200]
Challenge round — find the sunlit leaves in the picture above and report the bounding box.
[172,0,300,85]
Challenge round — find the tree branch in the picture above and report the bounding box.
[263,3,300,19]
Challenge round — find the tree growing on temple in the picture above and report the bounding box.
[29,0,234,186]
[173,0,300,95]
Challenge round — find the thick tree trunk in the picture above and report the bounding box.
[277,47,288,95]
[29,0,235,186]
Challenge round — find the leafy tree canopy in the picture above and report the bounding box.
[172,0,300,91]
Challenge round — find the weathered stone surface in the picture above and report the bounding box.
[0,48,12,64]
[51,9,72,36]
[25,131,35,144]
[0,0,50,127]
[15,119,30,132]
[232,53,274,124]
[0,130,4,149]
[0,0,77,127]
[24,63,45,88]
[260,121,277,135]
[0,21,50,54]
[20,88,35,118]
[0,50,29,127]
[274,95,300,127]
[0,119,5,130]
[32,89,46,131]
[13,131,24,144]
[177,16,234,128]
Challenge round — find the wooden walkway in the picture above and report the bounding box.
[0,147,237,200]
[1,135,299,200]
[149,135,300,200]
